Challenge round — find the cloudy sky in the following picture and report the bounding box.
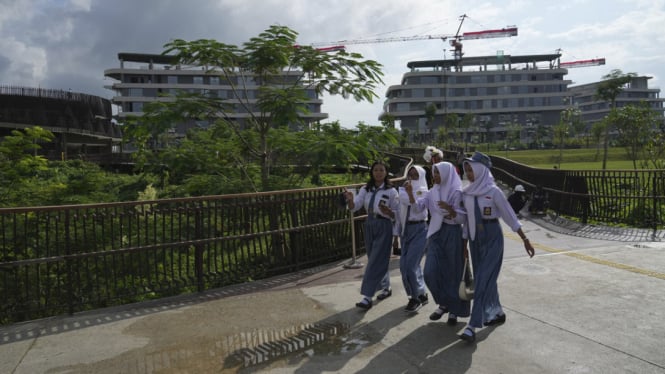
[1,0,664,127]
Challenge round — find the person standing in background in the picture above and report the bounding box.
[344,160,400,310]
[397,165,430,312]
[507,184,528,218]
[416,162,469,323]
[423,146,444,187]
[459,152,535,342]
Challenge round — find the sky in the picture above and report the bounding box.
[1,0,664,128]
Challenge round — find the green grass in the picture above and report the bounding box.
[491,147,647,170]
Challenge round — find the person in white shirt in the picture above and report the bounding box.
[397,165,430,312]
[344,160,400,310]
[414,162,469,323]
[459,152,535,343]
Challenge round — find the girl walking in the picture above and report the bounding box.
[345,160,400,310]
[459,152,535,342]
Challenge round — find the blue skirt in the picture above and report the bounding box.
[424,223,470,317]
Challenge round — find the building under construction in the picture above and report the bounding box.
[0,86,123,164]
[381,53,571,145]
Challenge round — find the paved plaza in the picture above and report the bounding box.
[1,215,664,373]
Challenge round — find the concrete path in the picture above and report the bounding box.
[1,216,664,374]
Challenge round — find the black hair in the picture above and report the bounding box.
[365,160,394,191]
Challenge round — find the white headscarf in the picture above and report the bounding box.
[399,165,428,235]
[423,146,443,163]
[462,160,496,240]
[427,162,462,238]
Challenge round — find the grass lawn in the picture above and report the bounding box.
[490,147,648,170]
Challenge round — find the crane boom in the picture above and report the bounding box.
[309,26,518,47]
[560,58,606,68]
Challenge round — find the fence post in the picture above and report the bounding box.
[343,209,364,269]
[65,210,75,315]
[194,202,204,292]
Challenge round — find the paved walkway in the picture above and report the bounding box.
[2,214,665,374]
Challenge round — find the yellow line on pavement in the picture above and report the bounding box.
[505,233,665,280]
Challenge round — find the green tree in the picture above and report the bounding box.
[0,126,54,205]
[460,113,475,152]
[595,69,637,169]
[124,25,384,191]
[444,113,459,149]
[590,120,606,159]
[424,103,437,143]
[554,106,581,168]
[612,102,659,169]
[299,121,397,186]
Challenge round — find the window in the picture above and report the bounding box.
[167,76,178,84]
[193,76,203,84]
[128,88,142,96]
[209,77,219,85]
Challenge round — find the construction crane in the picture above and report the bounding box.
[560,58,606,68]
[309,14,517,60]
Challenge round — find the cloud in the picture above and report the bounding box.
[0,0,662,126]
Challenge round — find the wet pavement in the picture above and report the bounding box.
[1,213,665,374]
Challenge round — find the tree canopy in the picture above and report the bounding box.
[122,25,394,193]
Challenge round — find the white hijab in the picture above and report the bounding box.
[427,162,462,238]
[462,160,496,240]
[399,165,428,235]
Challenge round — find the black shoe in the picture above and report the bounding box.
[404,298,422,312]
[447,316,458,325]
[418,293,429,306]
[484,313,506,326]
[376,289,392,300]
[429,306,448,321]
[458,327,476,343]
[355,298,372,310]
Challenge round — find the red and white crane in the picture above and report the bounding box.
[310,16,605,69]
[310,14,517,60]
[560,58,606,68]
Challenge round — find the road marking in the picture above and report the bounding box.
[505,233,665,280]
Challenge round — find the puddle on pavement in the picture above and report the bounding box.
[223,320,373,371]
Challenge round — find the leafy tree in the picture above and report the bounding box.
[590,120,606,159]
[443,113,459,149]
[612,102,660,169]
[595,69,637,169]
[125,25,384,191]
[424,103,437,143]
[459,113,475,152]
[554,106,581,167]
[0,126,54,206]
[641,122,665,169]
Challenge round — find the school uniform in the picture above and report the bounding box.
[463,157,522,329]
[397,166,429,302]
[350,182,399,299]
[418,162,469,318]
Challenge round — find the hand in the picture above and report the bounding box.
[437,200,450,210]
[404,181,413,193]
[379,204,393,218]
[524,239,535,258]
[343,188,355,209]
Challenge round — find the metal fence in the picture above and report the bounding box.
[490,156,665,231]
[0,187,366,324]
[2,150,662,325]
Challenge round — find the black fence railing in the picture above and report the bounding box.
[0,187,367,324]
[0,153,412,325]
[490,155,665,231]
[3,149,662,325]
